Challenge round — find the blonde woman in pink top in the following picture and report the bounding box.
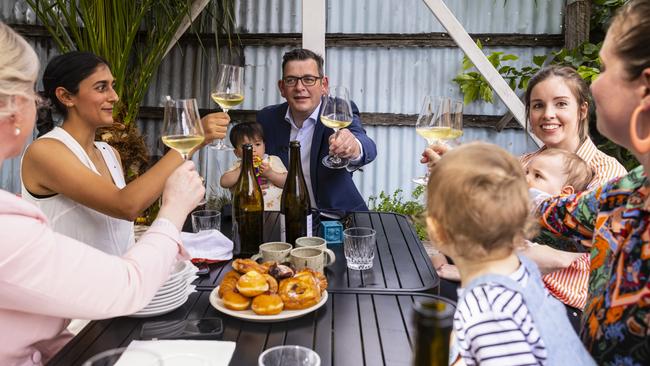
[0,22,204,366]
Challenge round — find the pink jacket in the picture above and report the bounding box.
[0,189,188,366]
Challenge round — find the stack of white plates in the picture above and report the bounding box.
[130,261,198,318]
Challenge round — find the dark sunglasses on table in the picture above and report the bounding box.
[282,75,322,87]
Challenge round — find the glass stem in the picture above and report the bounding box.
[331,128,341,162]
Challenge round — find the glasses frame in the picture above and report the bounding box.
[282,75,322,87]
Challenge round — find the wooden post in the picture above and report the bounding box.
[565,0,591,49]
[302,0,327,60]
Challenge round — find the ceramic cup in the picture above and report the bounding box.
[251,242,293,263]
[289,247,335,273]
[295,237,336,267]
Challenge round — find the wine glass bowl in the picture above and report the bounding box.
[161,97,205,160]
[321,86,353,169]
[210,64,244,150]
[413,96,443,185]
[161,97,206,205]
[447,100,464,144]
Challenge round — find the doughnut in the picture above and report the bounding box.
[232,258,269,274]
[295,268,328,293]
[221,290,251,311]
[263,274,279,294]
[236,270,269,297]
[218,270,241,298]
[251,293,284,315]
[279,274,321,310]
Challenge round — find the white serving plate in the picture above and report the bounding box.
[209,286,328,323]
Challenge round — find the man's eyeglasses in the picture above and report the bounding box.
[282,75,322,87]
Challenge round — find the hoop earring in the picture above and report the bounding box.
[629,102,650,154]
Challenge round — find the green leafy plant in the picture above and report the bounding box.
[591,0,628,36]
[368,186,427,240]
[550,42,602,82]
[453,40,546,104]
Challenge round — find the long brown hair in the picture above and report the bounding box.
[524,65,591,141]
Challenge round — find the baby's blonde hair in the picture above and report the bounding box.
[536,148,593,192]
[427,142,535,259]
[0,22,39,119]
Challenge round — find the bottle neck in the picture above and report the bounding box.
[241,147,254,172]
[288,145,303,177]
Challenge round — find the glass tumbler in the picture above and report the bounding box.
[343,227,376,270]
[258,345,321,366]
[191,210,221,232]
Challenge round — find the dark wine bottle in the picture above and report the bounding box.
[232,143,264,257]
[280,140,312,244]
[412,300,454,366]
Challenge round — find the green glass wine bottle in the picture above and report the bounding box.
[232,143,264,257]
[412,300,454,366]
[280,141,312,244]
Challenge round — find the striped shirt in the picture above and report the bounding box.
[455,265,548,366]
[520,138,627,309]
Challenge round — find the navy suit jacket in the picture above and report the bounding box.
[257,101,377,215]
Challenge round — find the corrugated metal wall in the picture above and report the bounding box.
[1,0,561,203]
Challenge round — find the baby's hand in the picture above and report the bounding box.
[258,160,271,177]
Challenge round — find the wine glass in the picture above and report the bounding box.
[210,64,244,150]
[321,86,353,169]
[447,99,464,145]
[413,96,444,185]
[161,97,206,203]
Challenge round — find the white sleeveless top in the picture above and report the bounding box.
[21,127,135,255]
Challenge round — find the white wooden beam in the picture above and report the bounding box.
[164,0,211,57]
[302,0,326,60]
[422,0,541,146]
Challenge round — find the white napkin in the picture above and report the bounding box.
[120,340,236,366]
[180,230,233,261]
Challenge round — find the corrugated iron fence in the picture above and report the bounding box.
[1,0,564,203]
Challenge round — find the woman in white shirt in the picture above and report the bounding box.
[21,51,228,254]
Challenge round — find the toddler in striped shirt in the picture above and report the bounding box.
[426,142,594,366]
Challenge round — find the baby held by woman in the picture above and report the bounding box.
[426,142,595,365]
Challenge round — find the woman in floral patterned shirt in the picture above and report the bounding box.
[535,1,650,364]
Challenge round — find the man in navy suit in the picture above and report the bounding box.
[257,49,376,216]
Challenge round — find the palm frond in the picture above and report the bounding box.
[25,0,216,126]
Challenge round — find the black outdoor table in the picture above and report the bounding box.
[193,211,439,292]
[47,291,454,366]
[48,211,445,366]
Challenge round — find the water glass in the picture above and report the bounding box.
[82,347,161,366]
[343,227,376,270]
[191,210,221,232]
[258,345,321,366]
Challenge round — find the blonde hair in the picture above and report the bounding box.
[0,22,39,120]
[536,148,593,192]
[426,142,534,259]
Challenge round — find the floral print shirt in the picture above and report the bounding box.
[535,165,650,366]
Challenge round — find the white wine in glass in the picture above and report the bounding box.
[413,96,459,185]
[447,100,464,143]
[161,135,205,159]
[321,86,354,169]
[161,97,206,204]
[210,64,244,150]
